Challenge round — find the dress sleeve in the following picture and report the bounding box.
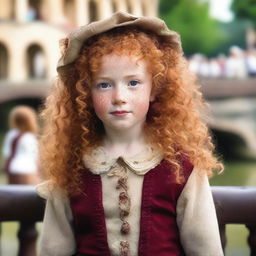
[2,134,10,158]
[36,182,76,256]
[176,168,224,256]
[2,130,16,158]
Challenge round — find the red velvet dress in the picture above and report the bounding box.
[70,159,193,256]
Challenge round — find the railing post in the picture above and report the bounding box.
[219,224,227,254]
[0,223,2,255]
[246,224,256,256]
[17,222,38,256]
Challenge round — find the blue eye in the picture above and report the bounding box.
[98,82,111,89]
[128,80,139,86]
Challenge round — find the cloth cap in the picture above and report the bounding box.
[57,11,182,73]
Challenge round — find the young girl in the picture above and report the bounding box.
[37,11,224,256]
[2,105,39,184]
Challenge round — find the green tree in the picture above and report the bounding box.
[159,0,224,55]
[159,0,179,15]
[231,0,256,26]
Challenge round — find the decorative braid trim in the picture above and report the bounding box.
[120,241,130,256]
[108,157,131,255]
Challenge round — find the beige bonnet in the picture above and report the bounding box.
[57,11,182,73]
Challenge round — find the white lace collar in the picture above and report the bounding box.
[83,145,164,176]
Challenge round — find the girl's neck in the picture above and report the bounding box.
[103,128,148,158]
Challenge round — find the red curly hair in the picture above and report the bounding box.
[39,27,222,195]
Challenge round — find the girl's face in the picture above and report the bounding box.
[91,54,154,134]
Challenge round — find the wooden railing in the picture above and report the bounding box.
[0,185,256,256]
[212,186,256,256]
[0,185,44,256]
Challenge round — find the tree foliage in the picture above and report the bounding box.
[159,0,179,15]
[159,0,224,55]
[231,0,256,26]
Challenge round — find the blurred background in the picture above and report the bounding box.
[0,0,256,255]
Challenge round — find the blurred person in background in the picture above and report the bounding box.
[209,58,222,78]
[198,56,211,77]
[216,54,227,77]
[26,6,37,21]
[188,53,203,74]
[225,45,247,79]
[245,48,256,77]
[2,105,39,184]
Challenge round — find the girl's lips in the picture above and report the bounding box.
[110,111,130,117]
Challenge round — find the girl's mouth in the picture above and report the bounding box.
[110,111,130,117]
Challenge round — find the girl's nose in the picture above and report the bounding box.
[112,86,127,105]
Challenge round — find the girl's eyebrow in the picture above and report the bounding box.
[95,76,112,80]
[124,74,142,78]
[95,74,142,80]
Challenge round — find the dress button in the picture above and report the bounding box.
[121,221,130,234]
[120,241,130,256]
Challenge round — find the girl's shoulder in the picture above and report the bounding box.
[4,129,19,140]
[36,180,67,200]
[20,132,37,140]
[18,132,38,151]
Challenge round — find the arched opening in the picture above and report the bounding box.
[112,0,118,13]
[63,0,76,25]
[89,0,98,22]
[126,0,132,14]
[27,44,46,79]
[0,43,8,79]
[27,0,43,21]
[211,128,248,160]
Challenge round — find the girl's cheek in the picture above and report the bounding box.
[133,90,151,112]
[92,95,109,116]
[135,100,150,116]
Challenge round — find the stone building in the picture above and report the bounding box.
[0,0,159,102]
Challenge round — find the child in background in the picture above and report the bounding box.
[37,11,224,256]
[2,105,39,184]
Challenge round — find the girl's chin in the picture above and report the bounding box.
[103,123,144,133]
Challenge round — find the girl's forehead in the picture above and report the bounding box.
[101,54,142,64]
[98,54,148,75]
